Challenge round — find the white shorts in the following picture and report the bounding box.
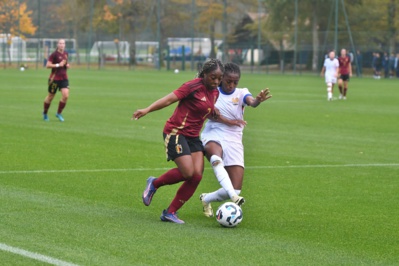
[201,127,244,168]
[325,76,337,84]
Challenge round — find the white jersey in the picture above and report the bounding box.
[202,87,251,143]
[201,86,252,167]
[323,57,339,83]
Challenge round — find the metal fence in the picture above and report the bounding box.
[2,31,398,77]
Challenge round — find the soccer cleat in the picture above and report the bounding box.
[232,195,245,206]
[328,97,332,101]
[339,94,343,100]
[142,176,157,206]
[160,209,185,224]
[343,96,347,100]
[43,113,49,122]
[56,113,64,122]
[200,193,214,217]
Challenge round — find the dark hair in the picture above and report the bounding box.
[224,62,241,77]
[197,58,224,78]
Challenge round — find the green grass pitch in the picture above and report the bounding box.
[0,67,398,265]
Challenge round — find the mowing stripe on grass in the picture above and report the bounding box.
[0,163,398,175]
[0,243,79,266]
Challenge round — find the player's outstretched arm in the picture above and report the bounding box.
[132,92,178,120]
[209,115,247,127]
[246,88,272,108]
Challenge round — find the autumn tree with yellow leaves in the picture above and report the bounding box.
[0,0,36,64]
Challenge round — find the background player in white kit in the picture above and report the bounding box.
[320,50,339,101]
[199,62,272,217]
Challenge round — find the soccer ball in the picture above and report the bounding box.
[174,69,179,74]
[20,67,25,71]
[216,202,243,227]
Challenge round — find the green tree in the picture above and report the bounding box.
[262,0,296,70]
[101,0,150,66]
[54,0,106,65]
[244,0,364,71]
[347,0,398,52]
[387,0,398,53]
[196,0,226,58]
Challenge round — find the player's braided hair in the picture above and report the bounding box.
[224,62,241,77]
[196,58,224,78]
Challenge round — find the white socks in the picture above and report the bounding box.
[210,155,236,198]
[202,155,240,203]
[203,188,241,203]
[327,83,333,100]
[204,188,228,202]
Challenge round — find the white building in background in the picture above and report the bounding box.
[167,38,222,58]
[90,41,158,63]
[0,34,27,62]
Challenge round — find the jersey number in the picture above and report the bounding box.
[202,108,212,120]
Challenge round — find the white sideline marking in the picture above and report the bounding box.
[0,243,79,266]
[0,163,398,175]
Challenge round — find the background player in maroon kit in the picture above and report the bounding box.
[338,48,352,100]
[42,39,70,122]
[133,58,224,224]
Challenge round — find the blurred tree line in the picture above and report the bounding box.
[1,0,398,69]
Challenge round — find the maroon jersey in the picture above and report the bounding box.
[163,78,219,138]
[338,55,351,75]
[48,50,68,80]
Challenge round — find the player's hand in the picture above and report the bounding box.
[132,108,149,120]
[59,60,66,67]
[256,88,272,103]
[212,108,220,120]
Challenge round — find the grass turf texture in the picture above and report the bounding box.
[1,68,398,265]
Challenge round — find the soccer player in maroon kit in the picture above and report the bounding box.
[338,48,352,100]
[133,59,224,224]
[42,39,70,122]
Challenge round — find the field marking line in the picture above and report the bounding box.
[249,163,399,169]
[0,163,398,175]
[0,243,79,266]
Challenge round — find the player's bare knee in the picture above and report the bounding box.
[179,163,198,179]
[181,171,193,179]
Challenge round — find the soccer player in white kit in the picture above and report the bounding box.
[320,50,339,101]
[199,62,272,217]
